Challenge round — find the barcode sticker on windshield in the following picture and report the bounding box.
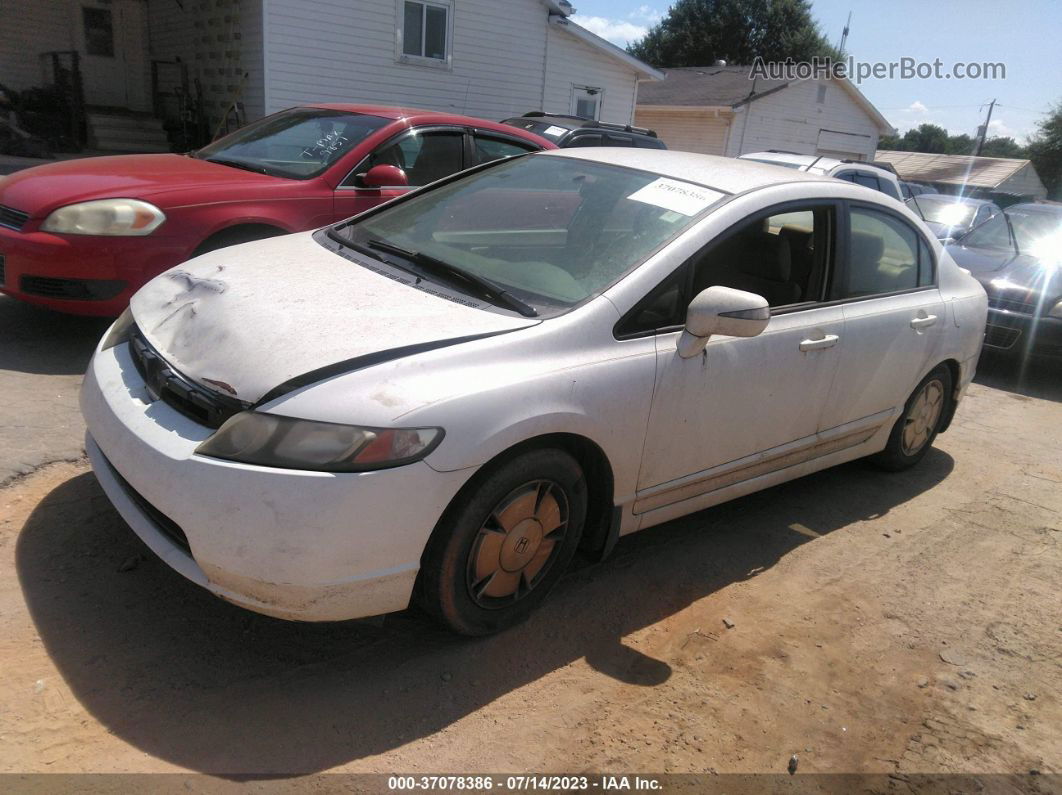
[544,125,567,137]
[627,178,723,216]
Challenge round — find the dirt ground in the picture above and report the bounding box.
[0,363,1060,784]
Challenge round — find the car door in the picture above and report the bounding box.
[333,126,466,221]
[632,202,846,513]
[817,201,946,434]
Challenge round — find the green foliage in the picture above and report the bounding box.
[880,123,1028,159]
[627,0,840,68]
[979,137,1027,159]
[1027,101,1062,199]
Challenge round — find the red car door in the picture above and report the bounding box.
[332,125,468,222]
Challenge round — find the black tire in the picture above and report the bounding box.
[417,448,587,635]
[193,225,283,256]
[871,365,952,472]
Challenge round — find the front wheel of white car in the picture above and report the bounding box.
[418,448,587,635]
[871,365,952,472]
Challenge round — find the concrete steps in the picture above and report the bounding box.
[86,110,170,154]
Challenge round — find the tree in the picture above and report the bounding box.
[1027,101,1062,199]
[879,124,1028,159]
[879,123,955,153]
[627,0,839,68]
[978,137,1027,159]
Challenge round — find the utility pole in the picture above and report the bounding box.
[975,99,996,156]
[836,11,852,56]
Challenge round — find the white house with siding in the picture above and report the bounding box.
[0,0,661,151]
[635,65,894,162]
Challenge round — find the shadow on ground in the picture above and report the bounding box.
[974,350,1062,403]
[16,449,952,776]
[0,296,111,376]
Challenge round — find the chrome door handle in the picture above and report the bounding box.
[910,315,938,329]
[799,334,839,351]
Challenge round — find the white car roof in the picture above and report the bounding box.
[739,151,843,172]
[739,151,899,181]
[538,148,836,195]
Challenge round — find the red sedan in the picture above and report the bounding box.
[0,105,553,316]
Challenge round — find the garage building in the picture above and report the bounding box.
[635,65,893,161]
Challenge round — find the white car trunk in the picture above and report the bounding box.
[129,232,537,403]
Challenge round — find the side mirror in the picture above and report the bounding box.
[677,286,770,358]
[356,164,408,188]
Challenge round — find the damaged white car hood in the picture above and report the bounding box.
[129,232,538,403]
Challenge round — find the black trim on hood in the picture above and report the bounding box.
[253,329,517,407]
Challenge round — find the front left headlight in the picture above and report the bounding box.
[100,307,135,349]
[41,198,166,236]
[196,412,444,472]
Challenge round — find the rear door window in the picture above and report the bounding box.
[835,206,924,298]
[566,133,603,148]
[472,134,537,166]
[853,173,881,191]
[635,136,666,149]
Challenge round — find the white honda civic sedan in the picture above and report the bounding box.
[81,149,987,634]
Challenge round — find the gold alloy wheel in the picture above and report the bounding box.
[901,377,945,456]
[466,480,569,608]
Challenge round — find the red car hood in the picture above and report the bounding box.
[0,154,278,219]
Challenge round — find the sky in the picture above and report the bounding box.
[570,0,1062,143]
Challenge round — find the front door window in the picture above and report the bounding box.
[356,130,465,188]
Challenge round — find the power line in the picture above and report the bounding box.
[877,103,984,111]
[995,104,1048,115]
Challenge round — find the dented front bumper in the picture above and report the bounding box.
[80,338,473,621]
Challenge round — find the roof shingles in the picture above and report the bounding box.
[874,149,1034,190]
[635,66,789,107]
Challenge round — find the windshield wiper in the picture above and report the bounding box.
[345,239,423,280]
[365,239,538,317]
[1002,213,1021,255]
[204,157,271,176]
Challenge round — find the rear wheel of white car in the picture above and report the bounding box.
[418,448,587,635]
[872,365,952,471]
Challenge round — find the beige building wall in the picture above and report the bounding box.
[633,108,732,155]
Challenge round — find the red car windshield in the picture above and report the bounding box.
[195,108,391,180]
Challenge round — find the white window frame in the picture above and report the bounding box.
[396,0,454,70]
[571,85,603,120]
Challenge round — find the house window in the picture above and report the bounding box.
[572,86,602,120]
[83,7,114,57]
[816,84,827,104]
[400,0,450,62]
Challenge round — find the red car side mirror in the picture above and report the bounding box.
[357,164,408,188]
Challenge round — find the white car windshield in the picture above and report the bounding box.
[337,155,723,309]
[195,108,391,179]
